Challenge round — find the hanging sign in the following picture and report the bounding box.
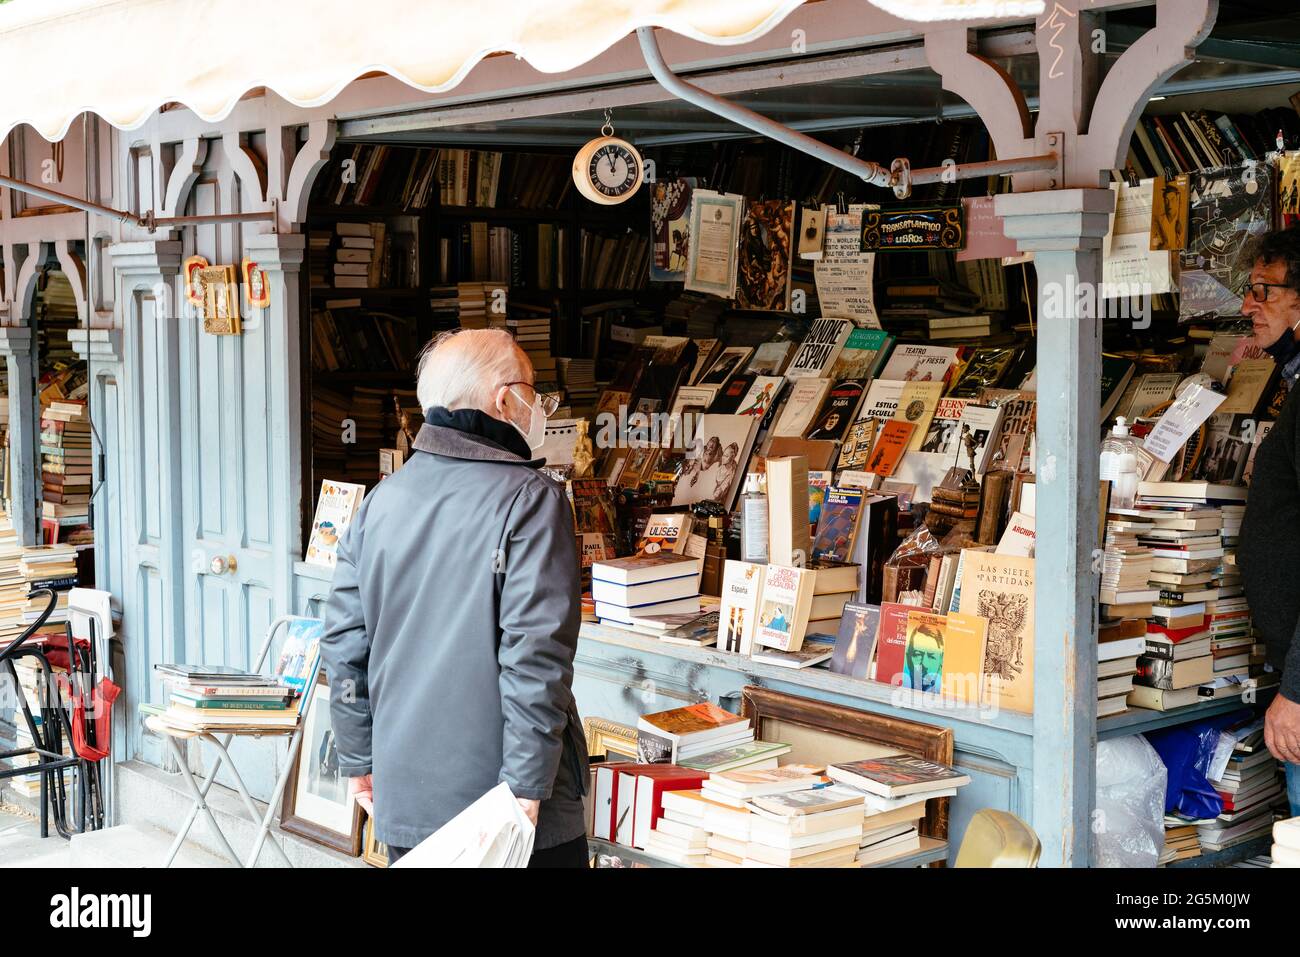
[860,204,965,252]
[242,257,270,309]
[199,264,242,336]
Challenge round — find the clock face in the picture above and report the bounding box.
[574,136,643,205]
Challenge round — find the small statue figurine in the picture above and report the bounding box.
[394,395,418,455]
[959,424,981,491]
[572,419,595,478]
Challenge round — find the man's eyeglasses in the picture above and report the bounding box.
[501,381,561,417]
[1240,281,1294,303]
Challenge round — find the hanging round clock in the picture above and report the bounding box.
[573,115,643,205]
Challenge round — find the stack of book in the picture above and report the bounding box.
[652,787,751,866]
[19,545,80,628]
[635,701,752,765]
[330,222,384,289]
[1131,618,1214,710]
[508,305,556,383]
[1099,509,1155,619]
[1199,719,1284,853]
[153,665,300,732]
[1160,813,1207,864]
[741,782,868,869]
[1097,618,1145,717]
[0,514,27,645]
[591,553,702,627]
[456,282,498,329]
[1273,817,1300,869]
[677,740,791,775]
[39,400,92,538]
[826,755,970,865]
[556,357,598,416]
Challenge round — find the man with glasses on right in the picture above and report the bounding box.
[1239,226,1300,818]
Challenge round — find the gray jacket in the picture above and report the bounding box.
[319,422,589,850]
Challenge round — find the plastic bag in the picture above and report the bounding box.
[1092,734,1167,868]
[1145,709,1250,820]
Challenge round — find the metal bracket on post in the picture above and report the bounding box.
[0,171,275,232]
[1046,132,1065,190]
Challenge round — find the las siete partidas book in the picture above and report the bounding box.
[755,563,817,653]
[305,480,365,568]
[957,550,1034,713]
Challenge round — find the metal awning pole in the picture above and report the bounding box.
[635,27,901,191]
[636,26,1058,196]
[0,172,274,231]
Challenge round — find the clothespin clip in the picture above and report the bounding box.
[1125,167,1140,188]
[835,191,849,215]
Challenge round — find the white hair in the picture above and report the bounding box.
[415,328,530,412]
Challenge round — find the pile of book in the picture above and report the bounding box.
[151,620,321,733]
[1128,482,1257,711]
[1198,719,1285,853]
[635,701,753,765]
[455,282,499,329]
[311,385,387,486]
[1160,812,1206,864]
[19,544,80,628]
[825,755,969,865]
[1273,817,1300,869]
[39,400,92,538]
[507,305,556,384]
[328,222,384,290]
[556,357,598,416]
[703,765,865,868]
[152,665,300,732]
[1097,618,1145,718]
[591,553,702,629]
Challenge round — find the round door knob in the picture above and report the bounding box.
[209,554,238,575]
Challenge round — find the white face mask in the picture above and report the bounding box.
[507,386,548,452]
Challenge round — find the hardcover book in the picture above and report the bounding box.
[771,378,832,438]
[304,480,365,568]
[717,560,766,655]
[804,381,866,441]
[826,755,971,798]
[811,486,865,564]
[958,550,1035,713]
[877,343,960,385]
[830,602,881,680]
[863,421,915,477]
[755,564,817,653]
[786,318,853,379]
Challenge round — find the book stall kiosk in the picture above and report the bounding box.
[0,0,1293,867]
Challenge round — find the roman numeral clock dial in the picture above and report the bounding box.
[573,119,643,205]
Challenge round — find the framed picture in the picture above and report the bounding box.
[182,254,208,306]
[362,817,389,868]
[739,685,954,844]
[279,673,364,855]
[582,716,637,761]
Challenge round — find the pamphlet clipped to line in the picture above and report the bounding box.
[390,782,535,868]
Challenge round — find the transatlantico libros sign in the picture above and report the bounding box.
[860,204,965,251]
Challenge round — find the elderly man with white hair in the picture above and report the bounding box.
[319,328,590,867]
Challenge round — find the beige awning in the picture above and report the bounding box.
[0,0,1043,141]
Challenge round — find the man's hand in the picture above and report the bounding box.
[1265,694,1300,765]
[516,798,540,827]
[349,774,374,815]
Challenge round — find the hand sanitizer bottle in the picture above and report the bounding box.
[1100,417,1142,508]
[740,472,768,564]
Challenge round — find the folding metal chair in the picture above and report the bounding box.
[144,615,323,868]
